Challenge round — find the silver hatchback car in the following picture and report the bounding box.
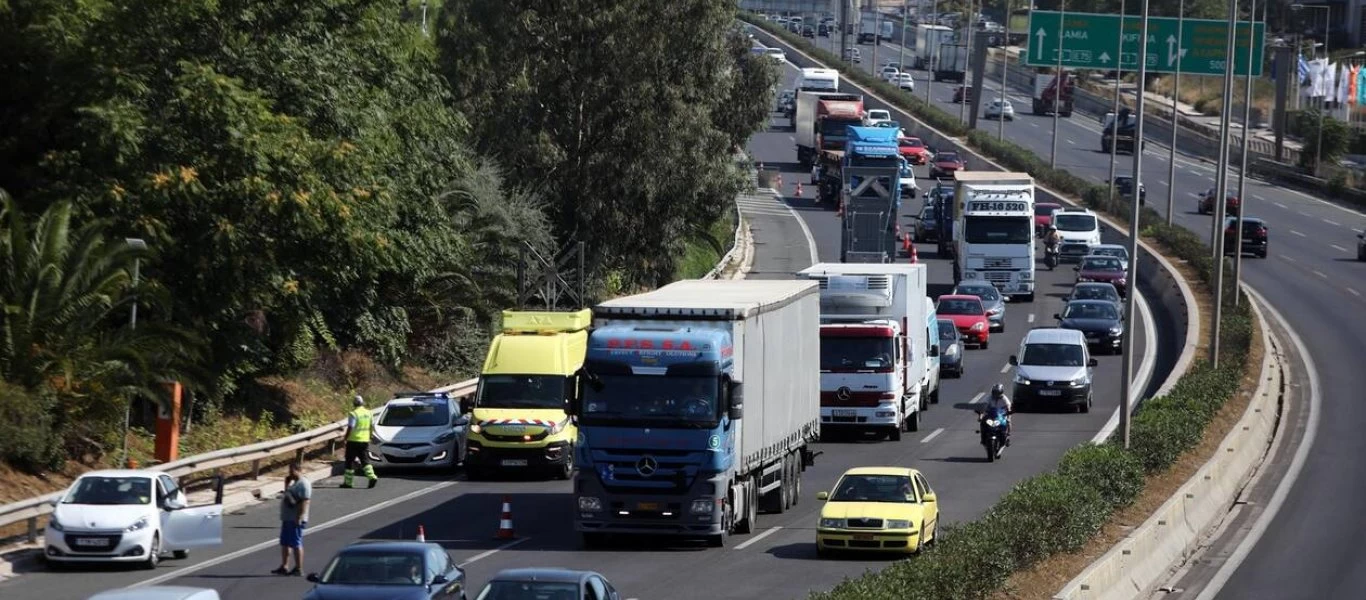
[953,281,1007,332]
[366,392,468,471]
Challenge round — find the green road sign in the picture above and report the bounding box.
[1022,11,1264,76]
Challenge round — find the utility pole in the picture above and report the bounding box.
[1050,0,1065,168]
[960,0,975,123]
[1166,0,1185,225]
[1209,0,1241,368]
[1119,0,1152,450]
[1231,0,1264,307]
[998,0,1010,140]
[1107,0,1129,205]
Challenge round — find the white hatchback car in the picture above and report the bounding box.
[866,109,893,127]
[894,73,916,91]
[984,99,1015,121]
[46,470,222,568]
[366,391,468,471]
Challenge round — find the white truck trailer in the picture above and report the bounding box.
[572,280,821,547]
[951,172,1037,302]
[933,43,969,82]
[797,263,933,437]
[913,24,954,70]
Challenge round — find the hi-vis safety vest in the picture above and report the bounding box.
[347,407,373,443]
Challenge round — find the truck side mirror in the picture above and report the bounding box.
[727,379,744,420]
[1008,355,1018,366]
[929,345,939,357]
[459,396,474,415]
[1053,313,1062,320]
[1088,358,1099,367]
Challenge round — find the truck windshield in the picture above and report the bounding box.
[963,216,1031,244]
[580,375,719,427]
[820,337,896,371]
[478,375,567,410]
[820,118,857,137]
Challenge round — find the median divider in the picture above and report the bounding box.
[1054,289,1282,600]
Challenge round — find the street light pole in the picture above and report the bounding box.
[1232,0,1264,307]
[999,0,1010,140]
[900,0,909,70]
[1166,0,1185,225]
[927,0,939,102]
[1050,0,1065,168]
[961,0,975,123]
[1315,8,1329,177]
[1107,0,1128,204]
[1120,0,1152,450]
[1209,0,1241,368]
[120,238,147,467]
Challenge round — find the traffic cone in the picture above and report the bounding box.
[903,231,912,254]
[416,524,426,542]
[910,244,919,264]
[495,496,516,540]
[795,182,803,198]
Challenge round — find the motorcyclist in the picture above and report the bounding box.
[1043,225,1062,252]
[979,383,1013,445]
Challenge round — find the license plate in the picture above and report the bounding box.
[852,533,875,541]
[74,538,106,547]
[500,459,528,467]
[637,502,661,511]
[1039,390,1062,397]
[1086,335,1099,341]
[832,409,856,417]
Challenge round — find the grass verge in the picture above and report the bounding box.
[742,15,1263,600]
[675,208,739,280]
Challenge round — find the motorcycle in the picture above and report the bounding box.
[977,407,1010,462]
[1043,243,1059,270]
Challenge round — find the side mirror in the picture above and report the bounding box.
[1088,358,1099,367]
[1008,355,1018,366]
[1053,313,1062,320]
[929,345,940,357]
[727,379,744,420]
[921,492,937,503]
[49,497,61,507]
[306,573,321,583]
[1074,266,1080,271]
[459,397,474,415]
[432,574,449,585]
[816,491,830,501]
[163,496,187,511]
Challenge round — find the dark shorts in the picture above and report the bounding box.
[279,521,306,548]
[344,441,369,466]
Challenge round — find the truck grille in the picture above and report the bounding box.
[982,271,1013,284]
[590,449,702,495]
[983,257,1015,269]
[820,390,888,407]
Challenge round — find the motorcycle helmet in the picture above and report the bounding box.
[991,383,1006,398]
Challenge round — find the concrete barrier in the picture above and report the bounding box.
[747,23,1199,401]
[1052,290,1282,600]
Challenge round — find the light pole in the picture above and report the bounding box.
[1166,0,1185,225]
[899,0,909,70]
[1293,3,1330,176]
[927,0,940,102]
[421,0,428,36]
[120,238,147,467]
[1209,0,1241,368]
[1231,0,1265,307]
[1119,0,1152,450]
[1050,0,1065,168]
[999,0,1010,140]
[960,0,975,123]
[1107,0,1129,204]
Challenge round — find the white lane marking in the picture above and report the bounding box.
[767,190,820,266]
[133,481,460,587]
[1274,202,1288,209]
[1252,194,1265,201]
[1091,287,1159,444]
[921,428,945,443]
[1291,230,1306,237]
[1031,122,1040,128]
[1313,270,1328,279]
[1298,211,1311,217]
[460,537,531,567]
[1194,287,1320,600]
[1348,287,1362,297]
[1332,244,1349,252]
[1027,313,1036,323]
[1188,192,1201,198]
[1281,254,1297,263]
[788,136,795,142]
[1323,218,1341,226]
[1067,139,1076,145]
[970,392,985,404]
[735,526,784,550]
[999,363,1011,373]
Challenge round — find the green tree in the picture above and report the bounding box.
[1296,108,1351,172]
[435,0,777,290]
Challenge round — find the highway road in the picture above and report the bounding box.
[0,48,1170,600]
[756,22,1366,600]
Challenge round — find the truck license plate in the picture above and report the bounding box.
[74,538,105,547]
[1039,390,1062,397]
[832,409,856,417]
[637,502,661,511]
[500,459,528,467]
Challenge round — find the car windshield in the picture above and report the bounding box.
[1064,303,1119,320]
[1021,343,1086,366]
[868,110,890,120]
[476,581,579,600]
[937,321,959,340]
[580,375,718,427]
[478,375,567,410]
[920,206,935,219]
[63,476,152,506]
[1034,205,1059,216]
[937,298,983,315]
[379,402,450,427]
[956,285,1000,301]
[1092,247,1128,260]
[900,138,924,148]
[820,336,896,371]
[963,215,1031,244]
[1055,214,1097,232]
[1081,257,1123,271]
[935,152,960,162]
[320,552,427,586]
[831,474,917,503]
[1073,285,1118,301]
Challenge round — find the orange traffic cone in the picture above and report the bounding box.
[495,496,516,540]
[416,524,426,542]
[795,182,803,198]
[910,244,919,263]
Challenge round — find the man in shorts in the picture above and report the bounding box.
[273,463,310,575]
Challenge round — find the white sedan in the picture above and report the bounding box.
[763,47,786,62]
[984,99,1015,121]
[893,73,916,91]
[45,470,222,569]
[866,109,893,127]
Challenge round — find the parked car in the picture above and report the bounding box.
[367,392,468,471]
[1054,299,1125,354]
[928,151,966,179]
[937,319,964,377]
[474,568,622,600]
[815,467,940,557]
[1223,216,1269,258]
[304,541,466,600]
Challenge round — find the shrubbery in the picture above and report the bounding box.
[743,17,1260,600]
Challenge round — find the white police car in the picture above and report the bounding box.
[366,392,468,471]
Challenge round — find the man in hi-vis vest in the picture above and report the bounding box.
[342,395,379,488]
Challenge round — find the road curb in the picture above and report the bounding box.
[1052,291,1282,600]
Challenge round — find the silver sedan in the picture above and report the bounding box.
[952,281,1007,332]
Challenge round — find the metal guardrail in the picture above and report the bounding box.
[1,378,480,543]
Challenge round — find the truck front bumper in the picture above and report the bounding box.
[820,406,900,430]
[465,440,571,470]
[575,473,725,537]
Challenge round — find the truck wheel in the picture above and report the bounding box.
[737,482,759,534]
[793,459,802,506]
[1021,293,1034,303]
[780,457,793,512]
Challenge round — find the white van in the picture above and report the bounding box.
[797,67,840,92]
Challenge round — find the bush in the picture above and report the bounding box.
[748,14,1263,599]
[0,381,63,471]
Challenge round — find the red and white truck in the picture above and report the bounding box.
[1031,69,1075,117]
[794,92,865,168]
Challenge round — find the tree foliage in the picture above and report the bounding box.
[435,0,778,290]
[1296,108,1351,171]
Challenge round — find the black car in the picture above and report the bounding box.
[937,318,964,377]
[1113,176,1146,206]
[801,25,815,37]
[1054,299,1124,354]
[914,203,938,242]
[1223,216,1268,258]
[476,568,622,600]
[305,541,466,600]
[1067,282,1125,317]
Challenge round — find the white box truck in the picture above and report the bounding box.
[951,171,1037,302]
[859,16,879,43]
[572,280,821,547]
[797,263,933,437]
[933,43,969,82]
[913,24,954,69]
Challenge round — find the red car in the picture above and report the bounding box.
[1075,254,1128,297]
[952,85,974,103]
[1197,187,1241,216]
[1035,202,1062,234]
[936,294,991,348]
[898,136,932,165]
[929,151,966,179]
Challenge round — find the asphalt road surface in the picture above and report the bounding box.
[758,23,1366,600]
[0,42,1171,600]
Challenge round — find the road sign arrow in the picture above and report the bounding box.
[1099,52,1111,64]
[1166,35,1179,66]
[1035,28,1047,57]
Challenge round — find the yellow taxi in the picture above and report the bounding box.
[815,466,940,557]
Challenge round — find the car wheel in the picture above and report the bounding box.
[556,448,575,480]
[142,533,161,570]
[173,549,189,560]
[980,340,989,350]
[1079,396,1092,413]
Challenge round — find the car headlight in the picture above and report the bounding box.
[578,496,602,512]
[971,322,986,331]
[1109,325,1124,335]
[126,516,150,532]
[690,499,714,515]
[1070,377,1088,387]
[1014,373,1031,385]
[432,431,457,444]
[885,519,913,530]
[48,517,64,532]
[470,423,482,434]
[945,344,959,356]
[1077,277,1094,282]
[820,518,846,528]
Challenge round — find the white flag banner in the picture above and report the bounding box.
[1338,63,1351,104]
